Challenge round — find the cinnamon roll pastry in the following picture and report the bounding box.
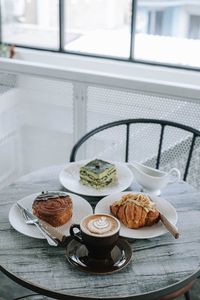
[110,193,160,229]
[32,191,73,227]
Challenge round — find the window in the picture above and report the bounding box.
[188,15,200,39]
[1,0,59,49]
[0,0,200,70]
[64,0,131,58]
[134,0,200,68]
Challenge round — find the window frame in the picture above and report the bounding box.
[0,0,199,72]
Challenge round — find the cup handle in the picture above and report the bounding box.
[69,224,83,244]
[168,168,181,183]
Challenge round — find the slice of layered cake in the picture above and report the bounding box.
[80,159,117,189]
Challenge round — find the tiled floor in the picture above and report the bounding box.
[0,271,199,300]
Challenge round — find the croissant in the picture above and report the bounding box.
[110,193,160,229]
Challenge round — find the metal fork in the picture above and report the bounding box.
[18,205,58,246]
[22,210,35,225]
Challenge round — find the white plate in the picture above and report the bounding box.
[95,191,178,239]
[59,160,133,197]
[9,192,93,239]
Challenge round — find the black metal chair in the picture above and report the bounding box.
[69,118,200,300]
[70,118,200,185]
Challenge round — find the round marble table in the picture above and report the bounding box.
[0,165,200,300]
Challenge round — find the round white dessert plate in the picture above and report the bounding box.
[95,191,178,239]
[59,160,134,197]
[9,192,93,239]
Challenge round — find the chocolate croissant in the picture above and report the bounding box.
[110,193,160,229]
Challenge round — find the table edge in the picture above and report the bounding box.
[0,264,200,300]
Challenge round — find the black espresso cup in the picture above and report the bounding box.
[70,213,120,259]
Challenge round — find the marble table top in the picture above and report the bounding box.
[0,165,200,300]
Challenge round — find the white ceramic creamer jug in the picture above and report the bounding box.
[128,161,181,195]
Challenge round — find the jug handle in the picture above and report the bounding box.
[168,168,181,183]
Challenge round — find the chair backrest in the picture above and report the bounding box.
[69,118,200,183]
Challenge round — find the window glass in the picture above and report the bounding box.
[1,0,59,49]
[0,0,199,70]
[64,0,131,58]
[134,0,200,68]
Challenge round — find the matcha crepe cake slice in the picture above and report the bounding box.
[80,159,117,189]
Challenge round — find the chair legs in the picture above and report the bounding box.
[184,291,191,300]
[158,281,194,300]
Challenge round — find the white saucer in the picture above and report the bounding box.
[95,191,178,239]
[9,192,93,239]
[59,160,133,197]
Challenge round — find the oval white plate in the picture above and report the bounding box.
[59,160,133,197]
[95,191,178,239]
[9,192,93,239]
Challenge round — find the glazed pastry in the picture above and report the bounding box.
[32,191,73,227]
[110,193,160,229]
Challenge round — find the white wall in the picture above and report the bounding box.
[0,85,21,189]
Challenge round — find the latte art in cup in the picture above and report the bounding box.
[87,217,113,234]
[82,214,120,237]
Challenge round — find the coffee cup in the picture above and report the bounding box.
[70,213,120,259]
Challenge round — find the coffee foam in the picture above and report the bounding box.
[81,214,119,236]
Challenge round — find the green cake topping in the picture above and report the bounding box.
[82,159,114,174]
